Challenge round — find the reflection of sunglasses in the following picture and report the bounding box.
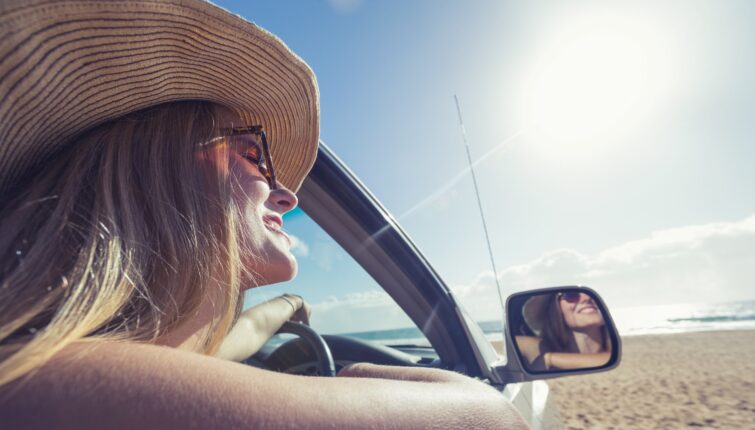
[202,125,278,190]
[557,292,581,303]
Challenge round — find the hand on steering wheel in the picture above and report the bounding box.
[281,293,311,325]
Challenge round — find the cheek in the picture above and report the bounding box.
[196,146,230,176]
[233,189,267,252]
[228,161,269,209]
[228,176,268,256]
[231,183,265,213]
[585,311,605,326]
[560,302,578,327]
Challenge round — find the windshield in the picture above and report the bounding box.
[218,2,753,428]
[236,1,755,341]
[244,207,431,348]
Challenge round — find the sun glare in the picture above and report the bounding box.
[521,10,675,161]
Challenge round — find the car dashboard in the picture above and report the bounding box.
[246,335,441,376]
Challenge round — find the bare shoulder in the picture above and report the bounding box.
[515,335,544,352]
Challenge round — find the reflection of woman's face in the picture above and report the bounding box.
[197,110,299,288]
[558,293,605,331]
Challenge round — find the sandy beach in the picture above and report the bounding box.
[531,330,755,429]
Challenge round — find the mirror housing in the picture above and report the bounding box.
[494,286,621,382]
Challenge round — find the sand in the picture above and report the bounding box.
[533,330,755,429]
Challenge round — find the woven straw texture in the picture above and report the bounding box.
[0,0,320,195]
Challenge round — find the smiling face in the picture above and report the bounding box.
[196,109,299,288]
[558,292,605,331]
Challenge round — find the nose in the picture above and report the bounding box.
[268,182,298,214]
[578,293,594,304]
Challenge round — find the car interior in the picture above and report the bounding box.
[248,143,497,378]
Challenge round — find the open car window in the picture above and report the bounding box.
[244,207,431,348]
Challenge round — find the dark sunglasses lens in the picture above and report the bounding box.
[224,128,277,190]
[246,143,262,161]
[560,292,581,302]
[227,135,260,157]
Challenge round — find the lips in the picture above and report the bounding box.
[263,214,290,244]
[578,305,598,314]
[263,214,283,231]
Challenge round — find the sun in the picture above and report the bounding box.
[520,9,675,162]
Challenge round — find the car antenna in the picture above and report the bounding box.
[453,95,506,315]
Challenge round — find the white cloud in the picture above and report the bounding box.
[307,241,344,272]
[310,290,415,334]
[304,214,755,332]
[288,234,309,257]
[451,213,755,319]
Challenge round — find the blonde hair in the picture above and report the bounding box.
[0,101,251,386]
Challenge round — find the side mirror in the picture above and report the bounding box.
[497,286,621,381]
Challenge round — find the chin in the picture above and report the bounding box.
[250,252,297,287]
[575,321,605,331]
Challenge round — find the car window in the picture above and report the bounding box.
[244,207,431,347]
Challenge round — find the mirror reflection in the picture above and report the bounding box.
[512,290,612,372]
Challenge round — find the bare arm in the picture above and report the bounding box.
[544,351,611,370]
[216,294,310,362]
[514,337,610,371]
[1,342,528,430]
[514,336,544,367]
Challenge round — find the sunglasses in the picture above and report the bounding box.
[202,125,278,190]
[557,292,582,303]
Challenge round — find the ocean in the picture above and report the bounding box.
[339,299,755,347]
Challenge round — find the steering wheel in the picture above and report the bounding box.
[272,321,336,377]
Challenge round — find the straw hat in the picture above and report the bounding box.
[522,294,556,335]
[0,0,319,196]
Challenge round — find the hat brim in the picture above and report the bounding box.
[522,294,556,335]
[0,0,319,194]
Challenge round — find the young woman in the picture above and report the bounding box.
[516,292,612,371]
[0,1,527,428]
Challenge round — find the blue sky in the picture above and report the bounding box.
[228,1,755,331]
